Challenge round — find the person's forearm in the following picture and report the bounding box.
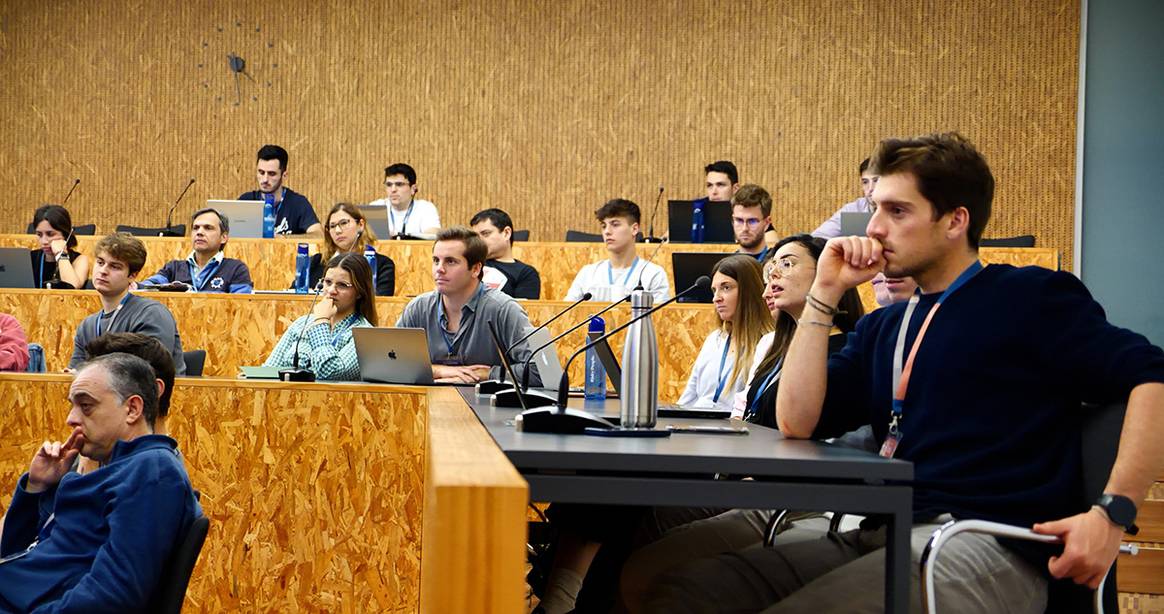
[1103,382,1164,507]
[56,258,83,287]
[775,282,845,438]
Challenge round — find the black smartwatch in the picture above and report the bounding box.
[1095,494,1139,535]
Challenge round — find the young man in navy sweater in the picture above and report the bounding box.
[645,132,1164,613]
[0,353,200,611]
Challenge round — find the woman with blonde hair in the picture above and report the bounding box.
[306,202,395,295]
[677,254,773,410]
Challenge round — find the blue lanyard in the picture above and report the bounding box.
[390,200,415,236]
[38,252,46,287]
[711,333,733,403]
[322,313,358,348]
[437,284,485,356]
[95,294,131,337]
[890,260,984,419]
[746,357,784,418]
[607,257,640,286]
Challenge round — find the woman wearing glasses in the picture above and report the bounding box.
[304,203,395,295]
[676,254,773,410]
[264,253,377,381]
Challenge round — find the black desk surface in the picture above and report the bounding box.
[460,389,912,483]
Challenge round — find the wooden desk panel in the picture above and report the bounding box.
[0,374,427,613]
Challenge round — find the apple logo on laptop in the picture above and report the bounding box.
[387,350,397,360]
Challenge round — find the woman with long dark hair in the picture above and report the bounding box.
[29,204,89,289]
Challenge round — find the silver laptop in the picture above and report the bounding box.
[353,327,436,385]
[840,211,874,237]
[0,248,35,288]
[527,328,564,391]
[357,204,391,239]
[208,200,265,238]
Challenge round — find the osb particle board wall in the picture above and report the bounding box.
[0,0,1079,265]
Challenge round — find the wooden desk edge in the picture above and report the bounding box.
[420,388,528,614]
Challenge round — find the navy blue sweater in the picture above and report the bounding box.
[0,435,201,612]
[815,264,1164,528]
[143,256,254,293]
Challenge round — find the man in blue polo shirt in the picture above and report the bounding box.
[646,132,1164,613]
[238,144,321,235]
[141,207,254,293]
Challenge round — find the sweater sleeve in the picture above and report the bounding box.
[34,464,194,614]
[512,265,541,299]
[0,475,51,557]
[376,254,396,296]
[0,314,30,372]
[812,328,875,440]
[140,261,175,286]
[69,316,92,370]
[229,261,254,294]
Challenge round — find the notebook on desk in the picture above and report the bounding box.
[239,366,282,379]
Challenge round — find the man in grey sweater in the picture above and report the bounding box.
[68,233,187,375]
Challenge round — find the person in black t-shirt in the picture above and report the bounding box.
[470,208,540,299]
[237,144,321,235]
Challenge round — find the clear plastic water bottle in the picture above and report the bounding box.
[691,199,706,243]
[294,243,310,293]
[584,316,607,401]
[363,244,378,293]
[262,192,276,238]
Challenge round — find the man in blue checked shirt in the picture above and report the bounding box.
[140,208,254,293]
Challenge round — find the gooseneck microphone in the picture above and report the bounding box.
[61,178,81,205]
[163,178,196,236]
[645,185,665,243]
[555,275,711,408]
[517,293,632,393]
[280,280,326,382]
[477,292,594,396]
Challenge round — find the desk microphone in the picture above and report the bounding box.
[163,178,196,237]
[61,178,80,205]
[644,185,665,243]
[632,235,669,292]
[477,291,593,396]
[514,293,631,394]
[280,280,326,382]
[514,276,711,434]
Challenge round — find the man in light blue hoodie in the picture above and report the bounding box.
[0,353,200,612]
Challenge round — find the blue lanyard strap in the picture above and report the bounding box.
[711,333,733,403]
[95,294,131,337]
[890,260,983,419]
[746,357,784,418]
[390,201,415,236]
[607,257,640,286]
[38,252,46,287]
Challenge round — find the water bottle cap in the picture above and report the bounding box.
[629,289,653,309]
[297,242,309,253]
[364,245,375,255]
[588,316,606,333]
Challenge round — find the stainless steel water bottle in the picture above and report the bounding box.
[620,288,658,428]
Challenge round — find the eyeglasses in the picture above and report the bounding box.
[327,219,354,232]
[321,278,355,291]
[384,180,412,189]
[765,257,813,280]
[732,217,764,229]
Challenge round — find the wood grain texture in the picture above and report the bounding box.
[420,388,527,614]
[0,374,428,613]
[1120,546,1164,595]
[0,0,1080,266]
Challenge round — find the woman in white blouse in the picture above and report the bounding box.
[676,254,773,409]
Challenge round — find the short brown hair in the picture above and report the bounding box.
[594,199,640,224]
[869,132,994,248]
[731,184,772,218]
[95,232,148,275]
[435,226,488,278]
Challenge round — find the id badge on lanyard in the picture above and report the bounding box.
[879,261,982,458]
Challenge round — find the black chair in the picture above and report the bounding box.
[116,224,186,237]
[26,222,96,235]
[980,235,1035,248]
[148,514,210,613]
[919,401,1137,614]
[182,350,206,377]
[565,230,602,242]
[512,229,531,242]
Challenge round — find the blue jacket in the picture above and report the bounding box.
[0,435,201,613]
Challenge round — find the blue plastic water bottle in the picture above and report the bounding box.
[691,199,706,243]
[584,316,607,400]
[262,192,276,238]
[294,243,310,293]
[363,244,377,292]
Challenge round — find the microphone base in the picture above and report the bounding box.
[475,379,514,396]
[278,368,316,382]
[491,388,557,409]
[642,236,666,244]
[516,407,615,434]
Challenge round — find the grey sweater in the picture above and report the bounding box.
[69,293,187,375]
